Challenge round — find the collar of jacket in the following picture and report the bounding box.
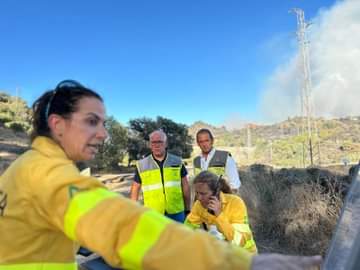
[219,192,228,205]
[32,136,69,160]
[201,147,215,160]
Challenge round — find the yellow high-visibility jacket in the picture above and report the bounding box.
[185,192,257,254]
[0,136,253,270]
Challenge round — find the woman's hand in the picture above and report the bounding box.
[208,196,221,216]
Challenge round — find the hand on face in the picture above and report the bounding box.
[207,196,221,216]
[195,183,222,216]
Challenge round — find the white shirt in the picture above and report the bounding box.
[198,148,241,189]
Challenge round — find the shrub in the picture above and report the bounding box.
[239,165,344,255]
[4,121,30,133]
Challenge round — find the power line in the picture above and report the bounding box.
[291,8,319,166]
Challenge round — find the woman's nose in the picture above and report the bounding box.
[97,125,108,140]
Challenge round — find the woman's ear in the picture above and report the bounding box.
[48,114,65,138]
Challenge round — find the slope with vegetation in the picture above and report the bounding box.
[189,117,360,167]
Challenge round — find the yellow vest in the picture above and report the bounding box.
[137,153,184,214]
[193,150,229,176]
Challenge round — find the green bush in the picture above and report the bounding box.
[5,121,30,133]
[0,113,12,124]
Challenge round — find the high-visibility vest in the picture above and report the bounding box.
[193,150,229,176]
[137,154,184,214]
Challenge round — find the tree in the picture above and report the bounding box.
[0,92,31,132]
[127,116,193,164]
[91,116,128,171]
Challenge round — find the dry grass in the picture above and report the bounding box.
[239,164,346,256]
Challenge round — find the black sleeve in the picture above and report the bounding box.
[133,168,142,184]
[180,164,188,178]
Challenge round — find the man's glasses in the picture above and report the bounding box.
[150,140,165,145]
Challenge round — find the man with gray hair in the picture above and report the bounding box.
[130,130,191,223]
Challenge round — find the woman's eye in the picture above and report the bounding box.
[88,119,98,126]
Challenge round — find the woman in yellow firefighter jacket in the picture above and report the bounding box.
[0,80,322,270]
[185,171,257,253]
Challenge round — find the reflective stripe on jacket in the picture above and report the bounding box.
[193,150,229,176]
[137,153,184,214]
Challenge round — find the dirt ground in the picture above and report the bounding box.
[96,173,134,197]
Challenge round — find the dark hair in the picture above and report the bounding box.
[196,128,214,142]
[30,80,103,141]
[193,171,232,194]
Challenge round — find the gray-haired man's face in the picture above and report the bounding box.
[150,132,166,159]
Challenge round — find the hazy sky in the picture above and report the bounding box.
[1,0,355,128]
[260,0,360,125]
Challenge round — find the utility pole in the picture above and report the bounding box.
[247,124,252,148]
[269,140,273,165]
[15,87,19,120]
[246,123,252,162]
[291,8,314,166]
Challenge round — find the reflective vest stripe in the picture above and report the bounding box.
[184,219,201,229]
[232,224,257,253]
[118,210,172,270]
[208,167,226,176]
[64,188,118,240]
[164,181,181,188]
[232,223,252,233]
[232,229,243,246]
[244,239,257,253]
[141,183,163,192]
[244,238,256,249]
[0,262,77,270]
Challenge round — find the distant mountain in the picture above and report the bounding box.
[188,116,360,167]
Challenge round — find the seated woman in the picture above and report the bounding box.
[185,171,257,253]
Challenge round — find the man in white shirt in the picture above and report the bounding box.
[193,128,241,192]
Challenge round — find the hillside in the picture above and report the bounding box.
[1,88,359,168]
[189,117,360,167]
[0,125,29,174]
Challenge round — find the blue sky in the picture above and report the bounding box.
[0,0,339,127]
